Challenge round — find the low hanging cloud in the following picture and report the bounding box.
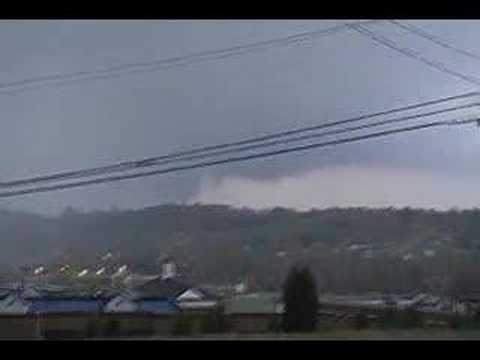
[190,165,480,210]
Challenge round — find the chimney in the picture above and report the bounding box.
[161,259,177,279]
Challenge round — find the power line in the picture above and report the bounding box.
[75,102,477,174]
[0,20,379,96]
[389,20,480,62]
[1,91,478,189]
[349,23,480,87]
[0,118,476,199]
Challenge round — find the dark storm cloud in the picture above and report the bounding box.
[0,20,479,214]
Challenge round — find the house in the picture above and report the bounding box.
[199,284,235,298]
[414,294,450,314]
[224,292,283,333]
[135,276,218,312]
[0,283,50,316]
[25,286,109,317]
[127,257,219,312]
[176,288,218,311]
[103,296,138,313]
[23,289,108,339]
[137,299,179,315]
[319,293,387,310]
[453,293,480,316]
[0,290,37,339]
[27,298,102,315]
[102,287,179,337]
[0,285,104,339]
[0,291,30,315]
[225,292,283,314]
[395,293,429,310]
[123,273,159,288]
[19,285,44,300]
[0,281,98,316]
[136,276,189,298]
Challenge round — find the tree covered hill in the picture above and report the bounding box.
[1,205,480,294]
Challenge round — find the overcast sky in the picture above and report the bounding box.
[1,19,480,215]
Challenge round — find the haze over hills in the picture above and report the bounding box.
[1,204,480,294]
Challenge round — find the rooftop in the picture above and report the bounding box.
[135,277,191,299]
[27,299,102,314]
[225,292,282,315]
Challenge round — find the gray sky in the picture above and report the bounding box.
[1,20,480,215]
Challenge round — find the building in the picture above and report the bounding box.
[0,290,29,315]
[0,290,36,339]
[137,299,179,315]
[135,276,218,312]
[224,292,283,333]
[160,258,178,279]
[123,274,159,288]
[453,293,480,316]
[27,297,102,315]
[100,289,179,338]
[103,291,138,314]
[319,293,387,310]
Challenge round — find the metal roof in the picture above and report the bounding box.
[0,294,30,315]
[225,292,282,315]
[27,299,102,314]
[135,277,189,299]
[137,300,179,315]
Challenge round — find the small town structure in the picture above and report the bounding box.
[0,260,479,339]
[225,292,283,333]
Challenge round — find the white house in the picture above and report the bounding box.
[176,288,218,310]
[135,277,218,311]
[103,292,139,313]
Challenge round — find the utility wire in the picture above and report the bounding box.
[0,20,379,96]
[1,91,478,189]
[389,20,480,62]
[74,102,477,174]
[349,23,480,87]
[0,118,476,199]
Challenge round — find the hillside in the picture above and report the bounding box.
[1,205,480,294]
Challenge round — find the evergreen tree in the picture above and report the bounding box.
[282,265,318,332]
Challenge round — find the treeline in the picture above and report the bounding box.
[1,205,480,295]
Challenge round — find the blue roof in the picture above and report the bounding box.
[27,299,102,314]
[137,299,179,314]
